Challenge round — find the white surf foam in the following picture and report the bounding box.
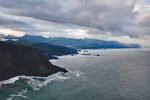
[7,89,28,100]
[3,72,70,99]
[0,76,22,86]
[1,70,85,100]
[0,72,70,92]
[70,70,85,77]
[26,72,70,90]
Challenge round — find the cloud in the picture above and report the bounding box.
[0,0,149,47]
[133,12,150,36]
[0,0,136,34]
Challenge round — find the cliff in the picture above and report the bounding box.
[7,40,78,59]
[0,41,67,81]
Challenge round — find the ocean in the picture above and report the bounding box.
[0,49,150,100]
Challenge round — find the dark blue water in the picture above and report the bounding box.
[0,49,150,100]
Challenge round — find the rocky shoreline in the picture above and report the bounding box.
[0,41,68,81]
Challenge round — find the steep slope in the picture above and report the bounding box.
[7,40,78,59]
[31,43,78,58]
[0,41,67,81]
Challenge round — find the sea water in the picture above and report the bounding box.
[0,49,150,100]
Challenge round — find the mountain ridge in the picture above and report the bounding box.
[7,34,140,49]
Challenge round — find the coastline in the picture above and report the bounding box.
[0,41,68,81]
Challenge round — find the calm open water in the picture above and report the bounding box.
[0,49,150,100]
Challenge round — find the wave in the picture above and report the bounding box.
[7,89,28,100]
[1,72,70,100]
[0,70,85,88]
[26,72,70,91]
[1,70,84,100]
[0,70,84,88]
[69,70,85,77]
[0,72,70,89]
[0,76,21,86]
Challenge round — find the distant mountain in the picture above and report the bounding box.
[0,41,67,81]
[31,43,78,57]
[0,34,19,41]
[3,35,19,40]
[47,37,140,49]
[7,39,78,59]
[11,35,140,49]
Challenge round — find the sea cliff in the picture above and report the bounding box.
[0,41,67,81]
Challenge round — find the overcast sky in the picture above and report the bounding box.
[0,0,150,47]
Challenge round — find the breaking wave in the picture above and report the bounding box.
[0,70,85,100]
[0,72,70,100]
[0,72,70,89]
[70,70,85,77]
[6,89,28,100]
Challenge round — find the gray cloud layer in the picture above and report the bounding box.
[0,0,150,46]
[0,0,136,33]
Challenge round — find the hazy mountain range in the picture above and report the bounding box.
[4,34,140,49]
